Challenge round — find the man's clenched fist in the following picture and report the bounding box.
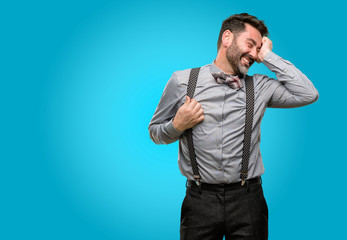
[256,37,273,63]
[172,96,204,132]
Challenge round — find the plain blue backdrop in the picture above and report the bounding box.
[1,0,346,239]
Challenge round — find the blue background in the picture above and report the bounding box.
[1,0,346,239]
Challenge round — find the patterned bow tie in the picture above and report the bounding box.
[212,72,243,90]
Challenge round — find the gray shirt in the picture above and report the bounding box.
[148,51,319,184]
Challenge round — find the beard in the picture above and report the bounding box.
[226,40,254,77]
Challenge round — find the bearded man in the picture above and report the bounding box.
[148,13,318,240]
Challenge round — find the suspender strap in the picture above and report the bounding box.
[186,67,201,185]
[240,75,255,186]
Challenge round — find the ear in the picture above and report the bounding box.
[222,30,234,48]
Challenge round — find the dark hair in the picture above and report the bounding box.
[217,13,269,51]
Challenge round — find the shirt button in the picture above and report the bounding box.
[217,124,222,127]
[217,145,220,149]
[268,58,271,62]
[284,69,287,72]
[218,167,222,171]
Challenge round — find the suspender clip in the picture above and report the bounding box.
[193,175,200,186]
[193,175,201,193]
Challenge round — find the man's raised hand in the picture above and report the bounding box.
[256,37,273,63]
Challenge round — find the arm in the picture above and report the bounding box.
[148,72,204,145]
[257,38,319,108]
[148,72,184,145]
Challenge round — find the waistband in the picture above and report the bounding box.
[187,177,261,191]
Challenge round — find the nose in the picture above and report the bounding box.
[250,47,257,60]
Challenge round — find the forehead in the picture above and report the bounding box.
[237,23,262,46]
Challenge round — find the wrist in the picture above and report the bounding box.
[258,49,271,62]
[166,118,184,139]
[172,117,185,132]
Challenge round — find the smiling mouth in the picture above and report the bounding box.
[241,56,254,67]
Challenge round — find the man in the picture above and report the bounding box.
[148,13,318,240]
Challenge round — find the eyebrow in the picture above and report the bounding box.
[246,38,261,49]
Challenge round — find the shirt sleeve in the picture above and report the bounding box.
[261,51,319,108]
[148,72,185,145]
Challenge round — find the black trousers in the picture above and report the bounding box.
[180,178,268,240]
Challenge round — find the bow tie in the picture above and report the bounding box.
[212,72,243,90]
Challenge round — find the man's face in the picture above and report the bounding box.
[226,24,263,76]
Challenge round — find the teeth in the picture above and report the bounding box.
[243,57,249,64]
